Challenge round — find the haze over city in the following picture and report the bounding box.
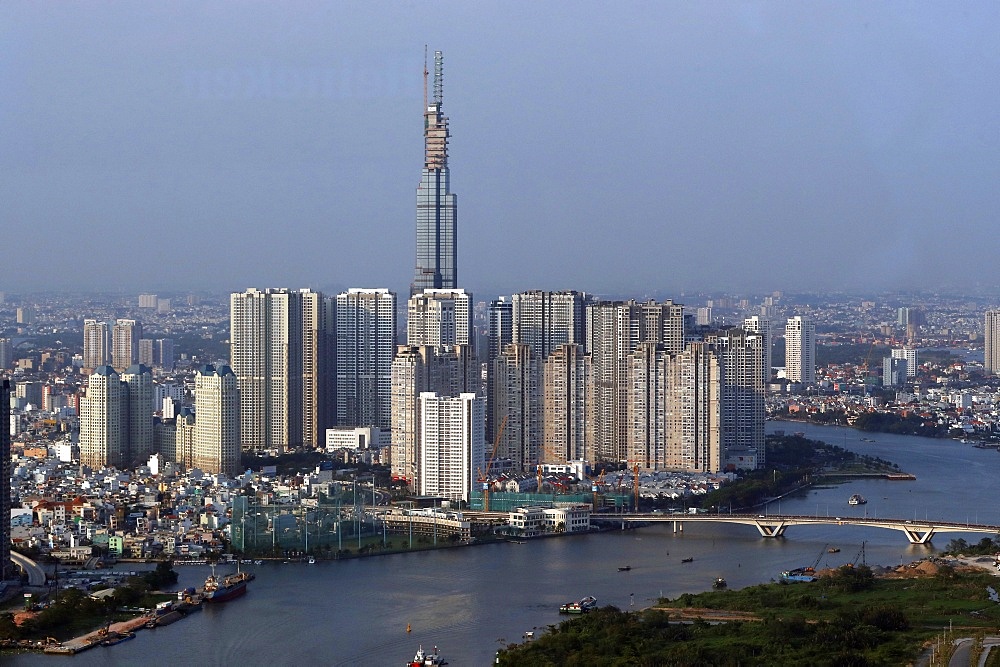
[4,2,998,296]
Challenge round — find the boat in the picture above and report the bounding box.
[559,596,597,614]
[307,556,316,564]
[780,568,816,583]
[681,557,694,563]
[100,632,135,647]
[848,494,867,506]
[713,577,727,589]
[617,565,632,572]
[828,547,840,553]
[407,644,446,666]
[203,565,255,603]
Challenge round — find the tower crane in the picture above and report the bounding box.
[478,415,507,512]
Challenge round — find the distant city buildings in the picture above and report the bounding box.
[112,319,142,371]
[891,347,918,378]
[1,379,11,580]
[83,319,110,371]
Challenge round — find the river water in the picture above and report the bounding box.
[10,421,999,666]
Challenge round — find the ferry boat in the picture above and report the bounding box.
[848,494,867,506]
[408,644,446,666]
[559,596,597,614]
[203,565,255,603]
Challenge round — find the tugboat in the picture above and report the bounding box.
[559,596,598,614]
[713,577,727,589]
[408,644,446,666]
[848,494,867,506]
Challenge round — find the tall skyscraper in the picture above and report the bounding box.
[0,379,11,580]
[986,310,1000,374]
[784,316,816,386]
[487,297,513,364]
[121,364,154,465]
[0,339,12,370]
[112,319,142,371]
[335,288,397,429]
[231,288,333,452]
[883,356,907,387]
[412,50,457,296]
[194,364,241,476]
[83,319,110,371]
[407,288,472,350]
[511,290,588,360]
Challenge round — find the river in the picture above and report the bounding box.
[9,421,999,666]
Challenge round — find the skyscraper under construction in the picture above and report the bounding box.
[412,50,457,296]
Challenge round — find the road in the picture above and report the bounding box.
[10,551,46,586]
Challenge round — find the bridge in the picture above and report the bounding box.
[594,513,1000,545]
[10,551,46,586]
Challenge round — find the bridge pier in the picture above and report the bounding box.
[901,526,935,544]
[672,520,683,533]
[754,521,788,538]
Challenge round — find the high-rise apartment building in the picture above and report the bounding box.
[335,288,396,429]
[511,290,588,361]
[80,366,127,468]
[986,310,1000,374]
[883,356,907,387]
[231,288,333,452]
[83,319,110,371]
[891,347,918,378]
[121,364,154,464]
[490,343,540,470]
[585,299,685,461]
[0,379,11,580]
[389,344,475,487]
[418,392,484,503]
[112,319,142,371]
[707,328,766,470]
[139,293,158,308]
[542,343,594,464]
[742,316,773,384]
[0,339,11,370]
[194,364,240,476]
[407,288,472,350]
[412,50,457,296]
[487,298,513,363]
[784,316,816,386]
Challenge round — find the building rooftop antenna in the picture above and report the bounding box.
[433,50,443,106]
[423,45,428,110]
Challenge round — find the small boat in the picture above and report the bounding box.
[254,560,263,565]
[307,556,316,564]
[559,596,597,614]
[828,547,840,553]
[781,568,817,582]
[617,565,632,572]
[713,577,727,589]
[848,494,867,506]
[408,644,446,666]
[681,557,694,563]
[100,631,136,646]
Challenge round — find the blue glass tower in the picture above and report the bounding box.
[412,50,457,296]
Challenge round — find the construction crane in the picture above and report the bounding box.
[478,415,507,512]
[804,544,829,574]
[850,541,867,568]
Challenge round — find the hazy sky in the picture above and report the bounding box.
[3,2,998,298]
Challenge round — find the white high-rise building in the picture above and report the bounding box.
[194,364,240,476]
[407,289,472,350]
[231,288,333,452]
[335,288,397,430]
[986,311,1000,374]
[784,316,816,386]
[418,392,485,503]
[742,316,773,384]
[891,347,918,378]
[83,319,110,371]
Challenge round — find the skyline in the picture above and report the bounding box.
[4,3,999,296]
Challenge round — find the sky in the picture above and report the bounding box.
[3,2,999,299]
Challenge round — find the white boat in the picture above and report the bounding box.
[848,494,867,506]
[408,645,446,666]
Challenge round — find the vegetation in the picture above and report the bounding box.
[853,412,949,437]
[945,537,1000,556]
[498,567,1000,666]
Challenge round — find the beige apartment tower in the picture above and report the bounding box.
[542,343,594,463]
[194,364,240,476]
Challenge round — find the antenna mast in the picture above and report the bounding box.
[423,45,428,110]
[433,50,443,105]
